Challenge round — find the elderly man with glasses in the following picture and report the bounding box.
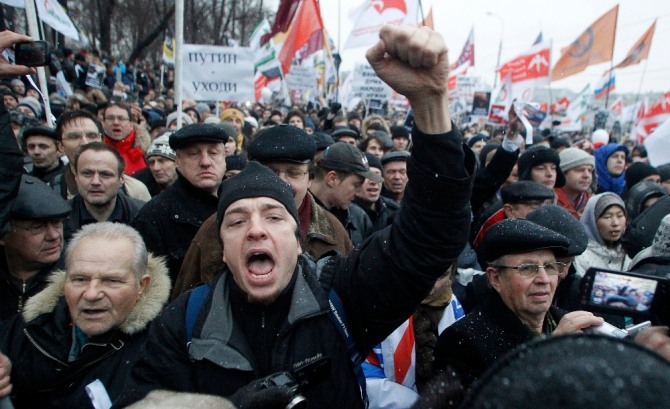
[434,218,604,393]
[0,175,71,321]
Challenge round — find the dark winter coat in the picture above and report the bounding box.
[64,193,145,240]
[314,199,373,246]
[0,250,64,321]
[434,290,567,388]
[0,254,170,409]
[114,126,476,408]
[131,173,219,283]
[471,145,519,215]
[353,195,400,232]
[0,98,23,236]
[622,196,670,258]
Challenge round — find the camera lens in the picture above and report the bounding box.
[285,394,308,409]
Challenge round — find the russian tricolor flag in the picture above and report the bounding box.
[595,71,616,99]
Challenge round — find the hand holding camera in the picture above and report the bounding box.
[0,30,37,77]
[230,371,306,409]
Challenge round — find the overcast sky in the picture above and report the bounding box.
[315,0,669,95]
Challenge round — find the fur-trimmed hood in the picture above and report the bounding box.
[22,253,171,335]
[133,123,152,152]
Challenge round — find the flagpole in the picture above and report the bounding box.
[175,0,184,129]
[418,0,425,25]
[631,57,650,125]
[604,6,618,114]
[24,0,53,127]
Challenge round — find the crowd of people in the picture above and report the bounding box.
[0,25,669,409]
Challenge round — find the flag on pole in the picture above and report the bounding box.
[633,92,670,142]
[344,0,420,50]
[565,84,592,124]
[615,20,656,69]
[552,5,618,81]
[261,0,300,46]
[551,96,570,114]
[498,40,551,102]
[35,0,80,40]
[162,28,175,65]
[594,70,615,99]
[250,19,283,101]
[452,27,475,69]
[488,71,513,124]
[609,96,623,117]
[278,0,326,74]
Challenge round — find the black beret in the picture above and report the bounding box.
[169,123,229,150]
[331,126,360,141]
[364,151,382,171]
[225,154,248,172]
[22,125,57,141]
[517,145,566,188]
[216,161,298,230]
[380,150,411,166]
[312,132,335,151]
[500,181,555,204]
[527,205,588,257]
[478,218,570,262]
[11,175,71,220]
[390,125,410,139]
[467,134,488,148]
[248,124,316,164]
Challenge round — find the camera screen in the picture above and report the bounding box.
[590,271,658,313]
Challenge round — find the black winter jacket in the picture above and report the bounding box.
[434,290,567,389]
[114,125,476,408]
[64,193,145,240]
[132,173,218,282]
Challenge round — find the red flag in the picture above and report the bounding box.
[499,43,551,83]
[451,27,474,69]
[635,92,670,142]
[551,96,570,114]
[609,96,623,116]
[615,20,656,69]
[552,5,618,81]
[261,0,300,46]
[278,0,326,74]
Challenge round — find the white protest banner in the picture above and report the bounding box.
[345,0,419,49]
[285,65,316,91]
[349,63,393,101]
[36,0,80,41]
[182,44,255,102]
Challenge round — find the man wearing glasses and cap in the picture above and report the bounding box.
[435,218,605,393]
[0,175,71,321]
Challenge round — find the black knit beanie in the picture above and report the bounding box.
[216,161,298,230]
[624,161,659,189]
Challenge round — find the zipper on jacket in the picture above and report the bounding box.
[261,312,265,329]
[23,328,68,367]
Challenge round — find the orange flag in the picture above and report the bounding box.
[278,0,325,74]
[552,5,618,81]
[616,20,656,69]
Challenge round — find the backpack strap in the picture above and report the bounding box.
[327,287,369,408]
[185,284,211,343]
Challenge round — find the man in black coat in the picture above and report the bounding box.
[114,25,476,409]
[435,218,604,393]
[0,175,71,321]
[354,152,400,232]
[131,123,228,283]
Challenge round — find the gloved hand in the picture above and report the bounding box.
[326,102,341,120]
[229,373,299,409]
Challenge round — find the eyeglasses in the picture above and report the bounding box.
[268,167,309,181]
[104,115,130,122]
[12,219,66,235]
[490,261,567,278]
[63,131,102,141]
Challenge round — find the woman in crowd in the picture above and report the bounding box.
[574,192,631,276]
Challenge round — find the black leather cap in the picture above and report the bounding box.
[169,123,229,150]
[11,175,71,220]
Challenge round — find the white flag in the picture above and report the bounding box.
[344,0,419,50]
[36,0,79,41]
[565,84,592,124]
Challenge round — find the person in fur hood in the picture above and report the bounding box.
[0,222,170,409]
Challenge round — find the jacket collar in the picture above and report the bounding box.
[22,253,171,335]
